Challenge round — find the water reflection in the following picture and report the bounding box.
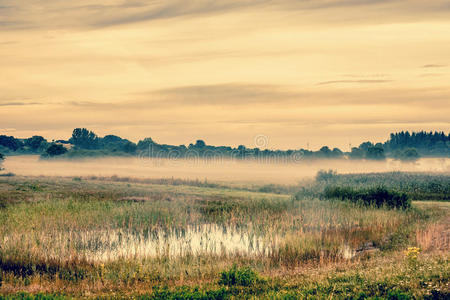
[3,224,277,262]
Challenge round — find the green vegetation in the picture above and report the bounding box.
[297,170,450,201]
[323,186,410,209]
[1,129,449,159]
[0,173,448,298]
[43,144,68,157]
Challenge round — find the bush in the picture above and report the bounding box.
[146,286,228,300]
[44,144,68,157]
[218,265,259,287]
[323,186,411,209]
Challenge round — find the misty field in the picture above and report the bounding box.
[0,173,449,299]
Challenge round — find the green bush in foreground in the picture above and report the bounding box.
[324,186,411,209]
[218,265,260,287]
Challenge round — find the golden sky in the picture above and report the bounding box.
[1,0,449,150]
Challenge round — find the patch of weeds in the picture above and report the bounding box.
[138,286,229,300]
[323,186,411,209]
[218,265,261,287]
[0,293,67,300]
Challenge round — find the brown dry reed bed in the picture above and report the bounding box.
[0,175,448,298]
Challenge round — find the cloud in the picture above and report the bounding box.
[92,1,263,28]
[317,80,392,85]
[421,64,447,68]
[119,83,450,109]
[0,101,42,106]
[419,73,444,77]
[1,0,450,31]
[144,83,296,106]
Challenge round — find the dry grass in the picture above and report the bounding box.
[0,175,448,298]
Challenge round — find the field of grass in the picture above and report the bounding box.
[0,173,448,299]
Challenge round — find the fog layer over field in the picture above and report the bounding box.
[4,155,450,184]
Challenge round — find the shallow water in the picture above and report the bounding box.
[3,155,449,184]
[2,224,276,262]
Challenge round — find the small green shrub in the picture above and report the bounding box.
[218,265,259,287]
[135,286,228,300]
[323,186,411,209]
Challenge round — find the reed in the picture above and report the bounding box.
[0,175,448,298]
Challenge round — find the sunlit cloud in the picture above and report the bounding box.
[0,0,449,148]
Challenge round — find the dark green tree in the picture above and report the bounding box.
[331,148,343,158]
[394,148,420,161]
[25,136,47,152]
[349,147,365,159]
[0,135,23,151]
[318,146,332,158]
[137,137,155,150]
[46,144,68,156]
[122,141,137,153]
[195,140,206,148]
[70,128,99,149]
[366,146,385,160]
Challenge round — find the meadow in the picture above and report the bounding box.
[0,173,448,299]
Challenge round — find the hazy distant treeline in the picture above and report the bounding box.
[0,128,449,160]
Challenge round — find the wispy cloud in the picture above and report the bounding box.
[0,101,42,106]
[1,0,450,30]
[421,64,447,68]
[317,80,392,85]
[143,83,296,106]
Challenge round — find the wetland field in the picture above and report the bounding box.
[0,158,449,299]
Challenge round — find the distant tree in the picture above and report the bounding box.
[195,140,206,148]
[366,146,385,160]
[384,131,449,156]
[25,135,47,152]
[137,137,155,149]
[46,144,67,156]
[0,135,23,151]
[70,128,99,149]
[122,141,137,153]
[349,147,365,159]
[318,146,332,158]
[0,152,4,170]
[331,148,344,158]
[394,148,420,161]
[359,142,373,151]
[100,135,137,153]
[102,135,124,144]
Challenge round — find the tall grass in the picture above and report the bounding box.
[0,175,447,297]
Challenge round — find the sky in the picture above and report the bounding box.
[1,0,449,150]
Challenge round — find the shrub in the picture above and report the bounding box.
[146,286,228,300]
[218,265,259,287]
[323,186,411,209]
[44,144,68,157]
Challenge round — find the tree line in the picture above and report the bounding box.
[0,128,449,161]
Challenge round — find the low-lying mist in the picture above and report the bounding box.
[3,155,449,184]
